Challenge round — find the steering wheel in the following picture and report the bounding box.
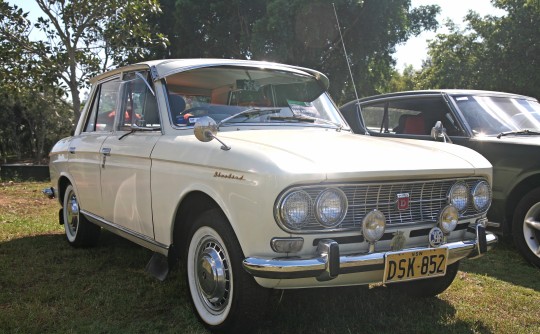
[177,107,210,125]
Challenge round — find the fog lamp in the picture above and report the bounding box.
[439,205,458,234]
[362,210,386,243]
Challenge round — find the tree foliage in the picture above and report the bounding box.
[1,0,167,121]
[416,0,540,99]
[159,0,439,103]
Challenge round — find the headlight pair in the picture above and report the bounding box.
[449,180,491,212]
[279,188,347,230]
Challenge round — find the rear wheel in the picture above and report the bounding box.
[185,209,270,333]
[386,261,459,297]
[62,185,101,247]
[512,188,540,268]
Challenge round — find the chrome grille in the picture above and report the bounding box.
[279,178,489,232]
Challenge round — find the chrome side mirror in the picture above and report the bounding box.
[431,121,452,143]
[194,116,231,150]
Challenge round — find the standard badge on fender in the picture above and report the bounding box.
[429,227,445,247]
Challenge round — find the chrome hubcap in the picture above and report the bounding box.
[66,191,79,234]
[524,202,540,257]
[195,236,230,313]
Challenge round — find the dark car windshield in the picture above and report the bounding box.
[165,66,346,129]
[452,95,540,136]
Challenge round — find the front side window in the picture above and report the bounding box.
[83,78,121,132]
[361,97,464,136]
[453,95,540,136]
[165,67,346,129]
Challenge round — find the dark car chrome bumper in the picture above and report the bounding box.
[243,225,496,281]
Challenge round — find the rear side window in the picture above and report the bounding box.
[83,78,121,132]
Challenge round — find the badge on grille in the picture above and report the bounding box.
[429,227,445,247]
[396,193,410,210]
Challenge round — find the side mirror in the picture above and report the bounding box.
[431,121,452,143]
[194,116,231,150]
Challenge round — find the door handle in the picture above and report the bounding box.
[68,147,76,154]
[101,147,111,156]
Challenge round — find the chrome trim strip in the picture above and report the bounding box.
[81,210,169,254]
[243,226,497,280]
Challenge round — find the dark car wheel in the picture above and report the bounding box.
[386,261,459,297]
[185,209,270,333]
[512,188,540,268]
[62,184,101,247]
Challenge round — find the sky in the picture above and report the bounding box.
[10,0,505,72]
[394,0,506,70]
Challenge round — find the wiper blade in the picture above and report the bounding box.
[270,114,343,130]
[218,107,282,126]
[497,129,540,139]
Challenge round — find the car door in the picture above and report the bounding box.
[99,71,161,238]
[67,77,121,216]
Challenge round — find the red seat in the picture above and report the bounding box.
[403,114,425,135]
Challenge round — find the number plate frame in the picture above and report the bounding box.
[383,247,448,283]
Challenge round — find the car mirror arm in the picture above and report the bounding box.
[194,116,231,151]
[431,121,453,143]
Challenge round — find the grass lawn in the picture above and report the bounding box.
[1,182,539,333]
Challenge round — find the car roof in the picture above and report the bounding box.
[341,89,537,108]
[90,58,330,89]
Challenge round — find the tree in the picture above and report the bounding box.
[1,0,167,121]
[158,0,439,103]
[416,0,540,99]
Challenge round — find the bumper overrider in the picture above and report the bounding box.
[243,224,496,282]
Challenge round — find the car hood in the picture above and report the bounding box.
[216,128,492,181]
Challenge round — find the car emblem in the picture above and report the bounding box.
[396,193,410,210]
[429,227,445,247]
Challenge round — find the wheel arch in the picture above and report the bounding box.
[57,175,73,206]
[505,173,540,234]
[170,190,225,262]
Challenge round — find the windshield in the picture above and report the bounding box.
[453,95,540,136]
[165,66,346,129]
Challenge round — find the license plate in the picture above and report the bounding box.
[383,248,448,283]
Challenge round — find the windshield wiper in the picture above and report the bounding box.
[497,129,540,139]
[270,115,343,130]
[218,107,282,127]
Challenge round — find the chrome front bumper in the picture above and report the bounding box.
[243,225,496,281]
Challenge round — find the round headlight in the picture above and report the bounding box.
[315,188,348,228]
[362,210,386,243]
[449,182,469,212]
[439,205,458,233]
[472,181,491,211]
[280,190,312,229]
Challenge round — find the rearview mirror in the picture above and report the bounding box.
[194,116,231,150]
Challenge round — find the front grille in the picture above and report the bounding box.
[278,178,489,232]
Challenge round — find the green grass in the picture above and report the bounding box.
[1,182,539,333]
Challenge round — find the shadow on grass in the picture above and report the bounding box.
[0,231,503,334]
[460,237,540,291]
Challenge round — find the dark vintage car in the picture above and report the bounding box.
[341,90,540,267]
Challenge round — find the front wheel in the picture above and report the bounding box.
[512,188,540,268]
[386,261,459,297]
[185,209,269,333]
[62,184,101,247]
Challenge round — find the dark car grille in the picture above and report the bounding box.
[281,178,489,232]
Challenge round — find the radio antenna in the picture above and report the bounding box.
[332,3,366,134]
[332,3,360,104]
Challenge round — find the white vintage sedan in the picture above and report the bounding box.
[45,59,497,333]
